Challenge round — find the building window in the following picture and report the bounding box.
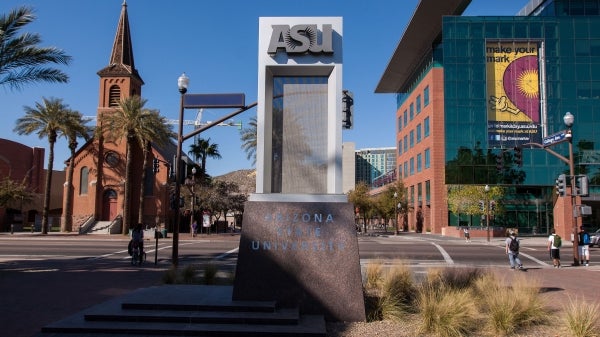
[424,148,430,169]
[410,130,414,148]
[417,153,422,172]
[425,180,430,204]
[403,110,407,126]
[416,94,421,114]
[109,85,121,107]
[410,157,415,175]
[398,116,402,132]
[416,123,422,143]
[418,183,422,203]
[424,86,430,107]
[398,164,402,178]
[403,161,408,178]
[398,140,402,155]
[410,185,415,205]
[409,103,414,120]
[79,167,89,195]
[424,117,430,137]
[403,135,408,152]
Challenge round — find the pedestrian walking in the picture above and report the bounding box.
[548,228,562,268]
[578,226,591,266]
[463,227,471,242]
[191,220,198,237]
[505,231,523,270]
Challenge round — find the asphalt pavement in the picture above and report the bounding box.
[1,231,599,337]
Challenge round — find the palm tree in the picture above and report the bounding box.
[98,95,173,233]
[61,111,93,232]
[188,138,222,183]
[0,6,71,91]
[240,116,257,166]
[14,97,71,234]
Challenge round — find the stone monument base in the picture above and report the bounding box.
[232,200,365,322]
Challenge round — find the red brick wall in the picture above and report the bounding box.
[396,67,447,234]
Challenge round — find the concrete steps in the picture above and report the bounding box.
[36,285,326,337]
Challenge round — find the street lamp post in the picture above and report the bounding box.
[172,73,189,267]
[485,184,491,242]
[564,111,580,266]
[393,192,399,235]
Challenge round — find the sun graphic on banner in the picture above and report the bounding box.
[517,69,539,98]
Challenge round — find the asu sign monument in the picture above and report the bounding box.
[232,17,365,322]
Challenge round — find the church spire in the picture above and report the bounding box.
[97,0,143,84]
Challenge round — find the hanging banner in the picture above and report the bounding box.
[486,40,542,148]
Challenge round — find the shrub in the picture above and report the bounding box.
[181,265,197,284]
[203,263,219,285]
[364,260,384,291]
[417,284,478,337]
[564,297,600,337]
[162,266,178,284]
[475,273,549,336]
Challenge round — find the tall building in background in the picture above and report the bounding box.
[355,147,396,187]
[377,0,600,237]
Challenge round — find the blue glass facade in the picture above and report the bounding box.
[444,15,600,186]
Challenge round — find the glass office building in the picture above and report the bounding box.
[378,0,600,235]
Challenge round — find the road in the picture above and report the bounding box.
[0,232,597,337]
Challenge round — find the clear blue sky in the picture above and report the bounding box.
[0,0,528,177]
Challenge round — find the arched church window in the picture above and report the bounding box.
[109,85,121,107]
[79,167,89,195]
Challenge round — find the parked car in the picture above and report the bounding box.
[590,229,600,247]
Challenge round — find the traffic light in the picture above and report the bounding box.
[495,153,503,173]
[575,175,589,196]
[556,174,567,196]
[478,200,485,212]
[152,157,159,173]
[342,90,354,129]
[513,146,522,166]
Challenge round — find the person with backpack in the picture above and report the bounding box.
[548,228,562,268]
[578,226,591,266]
[505,231,523,270]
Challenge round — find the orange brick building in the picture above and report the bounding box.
[63,2,177,233]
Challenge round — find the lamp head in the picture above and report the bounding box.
[563,111,574,128]
[484,184,490,192]
[191,167,197,175]
[178,73,189,94]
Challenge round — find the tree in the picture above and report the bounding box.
[61,110,93,232]
[239,116,257,166]
[348,182,372,233]
[14,97,71,234]
[188,137,222,184]
[0,6,71,91]
[447,184,505,226]
[98,95,173,233]
[374,180,406,233]
[0,177,34,208]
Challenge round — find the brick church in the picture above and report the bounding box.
[62,2,181,234]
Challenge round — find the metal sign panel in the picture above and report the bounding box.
[183,93,245,109]
[542,130,567,147]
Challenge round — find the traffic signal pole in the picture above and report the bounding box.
[522,141,580,265]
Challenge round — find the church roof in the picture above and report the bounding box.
[97,1,144,84]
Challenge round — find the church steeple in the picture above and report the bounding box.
[97,1,143,108]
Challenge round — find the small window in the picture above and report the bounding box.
[409,103,414,120]
[79,167,89,195]
[424,86,430,106]
[417,153,422,172]
[416,95,421,113]
[425,148,431,169]
[416,124,422,143]
[424,117,430,137]
[109,85,121,107]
